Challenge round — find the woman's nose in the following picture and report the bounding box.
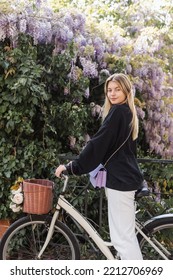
[111,90,117,96]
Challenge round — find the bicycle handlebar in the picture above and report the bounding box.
[61,174,69,192]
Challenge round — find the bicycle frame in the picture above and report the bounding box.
[38,193,115,259]
[37,176,172,260]
[135,221,169,260]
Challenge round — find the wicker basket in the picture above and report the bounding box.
[0,219,10,239]
[23,179,54,214]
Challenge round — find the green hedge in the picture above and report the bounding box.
[0,35,97,219]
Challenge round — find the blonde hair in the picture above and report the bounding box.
[102,73,139,140]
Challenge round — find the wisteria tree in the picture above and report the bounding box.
[1,0,172,157]
[0,0,173,218]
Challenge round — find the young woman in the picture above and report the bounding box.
[55,73,143,260]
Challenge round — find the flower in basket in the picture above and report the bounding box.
[10,177,24,213]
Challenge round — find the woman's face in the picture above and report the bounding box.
[107,80,127,105]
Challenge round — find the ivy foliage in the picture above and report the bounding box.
[0,35,95,219]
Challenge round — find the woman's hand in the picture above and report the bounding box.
[55,165,66,178]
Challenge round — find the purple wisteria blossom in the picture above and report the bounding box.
[72,13,86,33]
[80,57,98,78]
[136,107,145,120]
[18,16,27,34]
[93,37,105,60]
[133,60,173,158]
[68,66,82,83]
[0,15,8,41]
[0,14,18,46]
[107,34,129,54]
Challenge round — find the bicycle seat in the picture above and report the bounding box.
[135,180,150,199]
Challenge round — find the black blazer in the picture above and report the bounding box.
[66,103,143,191]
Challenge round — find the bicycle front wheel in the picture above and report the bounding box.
[137,216,173,260]
[0,215,80,260]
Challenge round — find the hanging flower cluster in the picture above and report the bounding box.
[9,177,24,213]
[133,64,173,158]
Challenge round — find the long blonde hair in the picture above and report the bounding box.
[102,73,139,140]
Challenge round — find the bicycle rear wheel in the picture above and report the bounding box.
[137,216,173,260]
[0,215,80,260]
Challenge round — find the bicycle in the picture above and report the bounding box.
[0,175,173,260]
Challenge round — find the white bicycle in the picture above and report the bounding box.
[0,175,173,260]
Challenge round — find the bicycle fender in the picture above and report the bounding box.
[143,213,173,226]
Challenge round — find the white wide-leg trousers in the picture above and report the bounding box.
[106,188,143,260]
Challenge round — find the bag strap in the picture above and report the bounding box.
[104,127,132,167]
